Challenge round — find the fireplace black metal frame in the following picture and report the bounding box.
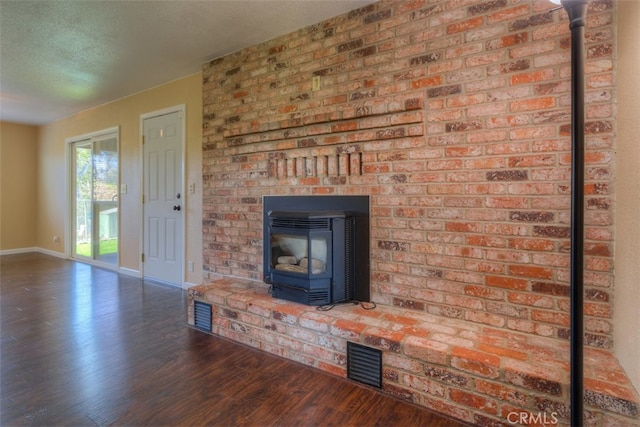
[263,196,370,306]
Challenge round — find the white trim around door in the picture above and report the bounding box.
[139,105,186,287]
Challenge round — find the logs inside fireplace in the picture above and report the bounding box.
[263,196,369,306]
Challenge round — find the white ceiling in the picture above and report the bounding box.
[0,0,375,125]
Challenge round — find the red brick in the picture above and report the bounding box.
[449,388,498,414]
[451,347,501,379]
[465,311,506,328]
[508,265,553,280]
[421,396,473,423]
[331,121,358,132]
[478,343,528,361]
[465,285,505,300]
[509,238,555,252]
[466,235,508,248]
[363,327,405,352]
[532,309,570,327]
[507,292,554,308]
[503,360,563,396]
[402,373,446,397]
[584,302,612,319]
[487,5,531,24]
[510,97,555,111]
[404,336,449,365]
[444,222,482,233]
[272,304,306,325]
[385,352,424,374]
[299,312,332,333]
[510,69,555,85]
[330,318,367,340]
[486,275,529,290]
[412,75,443,88]
[447,17,484,34]
[475,379,529,406]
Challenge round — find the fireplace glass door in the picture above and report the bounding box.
[270,231,331,277]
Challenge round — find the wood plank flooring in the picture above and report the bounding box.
[1,253,467,426]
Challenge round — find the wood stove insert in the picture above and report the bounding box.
[263,196,369,306]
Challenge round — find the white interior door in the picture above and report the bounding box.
[143,110,184,285]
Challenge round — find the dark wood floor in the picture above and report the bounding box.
[1,253,466,427]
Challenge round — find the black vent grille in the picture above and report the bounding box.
[347,342,382,388]
[271,217,331,230]
[193,301,212,332]
[308,289,330,305]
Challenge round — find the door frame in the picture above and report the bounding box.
[139,105,186,286]
[65,126,120,271]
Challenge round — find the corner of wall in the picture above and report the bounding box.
[613,0,640,393]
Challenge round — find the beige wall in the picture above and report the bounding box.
[614,0,640,392]
[0,121,39,250]
[37,72,203,285]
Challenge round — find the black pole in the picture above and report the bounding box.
[560,1,588,426]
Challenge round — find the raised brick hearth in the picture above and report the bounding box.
[188,280,639,426]
[199,0,639,425]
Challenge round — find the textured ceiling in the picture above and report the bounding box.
[0,0,374,125]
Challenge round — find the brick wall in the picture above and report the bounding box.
[202,0,616,349]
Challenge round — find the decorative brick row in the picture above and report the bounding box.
[267,151,364,178]
[188,280,640,426]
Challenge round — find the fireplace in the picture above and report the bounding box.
[263,196,369,306]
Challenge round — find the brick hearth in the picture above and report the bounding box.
[188,279,639,426]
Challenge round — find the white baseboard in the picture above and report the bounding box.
[118,266,142,278]
[0,247,38,256]
[38,248,66,258]
[0,247,66,258]
[1,249,142,280]
[183,281,201,289]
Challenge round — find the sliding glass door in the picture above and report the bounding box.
[71,131,119,266]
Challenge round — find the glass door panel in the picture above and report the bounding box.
[270,232,329,276]
[74,142,93,259]
[71,132,118,266]
[93,137,118,263]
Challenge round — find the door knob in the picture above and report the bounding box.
[173,205,181,211]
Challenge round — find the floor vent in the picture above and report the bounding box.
[347,342,382,388]
[193,301,212,332]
